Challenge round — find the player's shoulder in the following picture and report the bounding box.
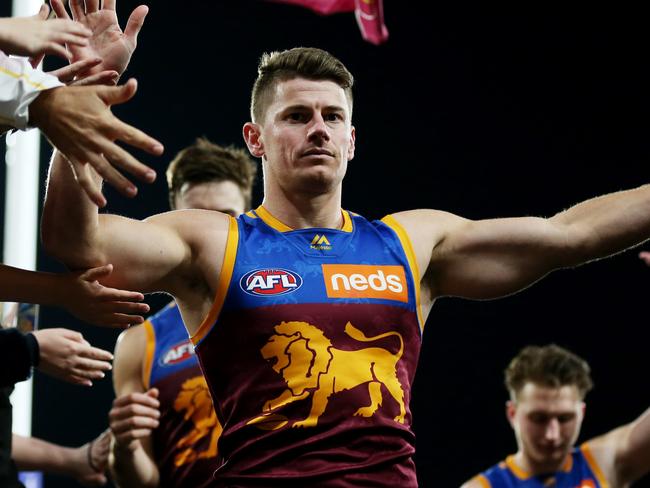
[115,322,148,356]
[460,473,492,488]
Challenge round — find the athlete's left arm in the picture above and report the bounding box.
[583,407,650,486]
[392,184,650,300]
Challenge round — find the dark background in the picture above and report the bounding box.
[1,1,649,486]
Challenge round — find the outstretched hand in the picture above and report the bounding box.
[61,264,150,328]
[29,79,163,206]
[33,328,113,386]
[50,0,149,80]
[0,3,91,60]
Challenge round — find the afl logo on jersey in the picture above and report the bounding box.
[160,340,194,367]
[240,268,303,296]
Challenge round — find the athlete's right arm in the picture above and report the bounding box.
[108,326,160,488]
[42,149,226,308]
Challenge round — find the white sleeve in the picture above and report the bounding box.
[0,50,64,130]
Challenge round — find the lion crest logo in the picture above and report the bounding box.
[247,321,406,429]
[173,375,222,466]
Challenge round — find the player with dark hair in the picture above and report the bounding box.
[108,138,256,487]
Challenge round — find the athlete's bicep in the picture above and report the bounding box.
[395,209,574,300]
[97,212,191,295]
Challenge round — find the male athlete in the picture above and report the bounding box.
[42,1,650,485]
[461,345,650,488]
[108,138,257,487]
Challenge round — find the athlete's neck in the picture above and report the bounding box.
[260,191,344,230]
[513,450,569,477]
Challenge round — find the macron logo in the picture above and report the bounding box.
[322,264,408,302]
[310,234,332,251]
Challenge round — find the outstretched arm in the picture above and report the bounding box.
[13,430,111,486]
[393,184,650,305]
[108,326,160,487]
[0,263,148,327]
[584,407,650,486]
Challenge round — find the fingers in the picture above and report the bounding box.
[67,158,108,207]
[85,0,100,14]
[102,0,116,11]
[98,78,138,105]
[51,0,73,21]
[37,4,51,20]
[81,151,139,198]
[70,70,119,87]
[69,0,86,21]
[124,5,149,46]
[80,263,113,281]
[81,345,114,362]
[49,58,102,83]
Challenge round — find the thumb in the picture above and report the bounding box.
[98,79,138,106]
[146,388,159,399]
[80,264,113,282]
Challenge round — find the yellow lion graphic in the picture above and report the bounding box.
[247,321,406,429]
[173,375,222,466]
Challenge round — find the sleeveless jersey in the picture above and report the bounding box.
[473,444,609,488]
[143,302,222,488]
[192,206,424,487]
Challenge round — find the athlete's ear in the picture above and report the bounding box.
[243,122,264,158]
[506,400,517,427]
[347,126,356,161]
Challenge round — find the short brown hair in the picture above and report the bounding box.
[166,137,257,210]
[505,344,594,400]
[250,47,354,123]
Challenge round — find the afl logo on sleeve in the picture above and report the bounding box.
[240,269,303,296]
[322,264,408,302]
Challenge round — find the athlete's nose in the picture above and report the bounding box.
[307,113,331,143]
[544,418,560,442]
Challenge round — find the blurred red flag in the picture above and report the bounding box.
[267,0,389,45]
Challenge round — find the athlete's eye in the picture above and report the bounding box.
[324,112,343,122]
[287,112,306,122]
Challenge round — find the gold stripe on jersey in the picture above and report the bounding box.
[475,474,492,488]
[254,205,354,233]
[581,443,610,488]
[142,320,156,390]
[380,215,424,331]
[191,216,239,345]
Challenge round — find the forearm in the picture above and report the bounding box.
[12,434,79,474]
[109,442,159,488]
[0,265,69,306]
[551,184,650,265]
[42,151,105,268]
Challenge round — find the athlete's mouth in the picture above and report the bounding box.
[302,148,334,157]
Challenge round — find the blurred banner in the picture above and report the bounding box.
[267,0,389,45]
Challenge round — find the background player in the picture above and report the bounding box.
[461,345,650,488]
[108,138,257,487]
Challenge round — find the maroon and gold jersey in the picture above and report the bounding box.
[143,303,221,487]
[192,206,424,486]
